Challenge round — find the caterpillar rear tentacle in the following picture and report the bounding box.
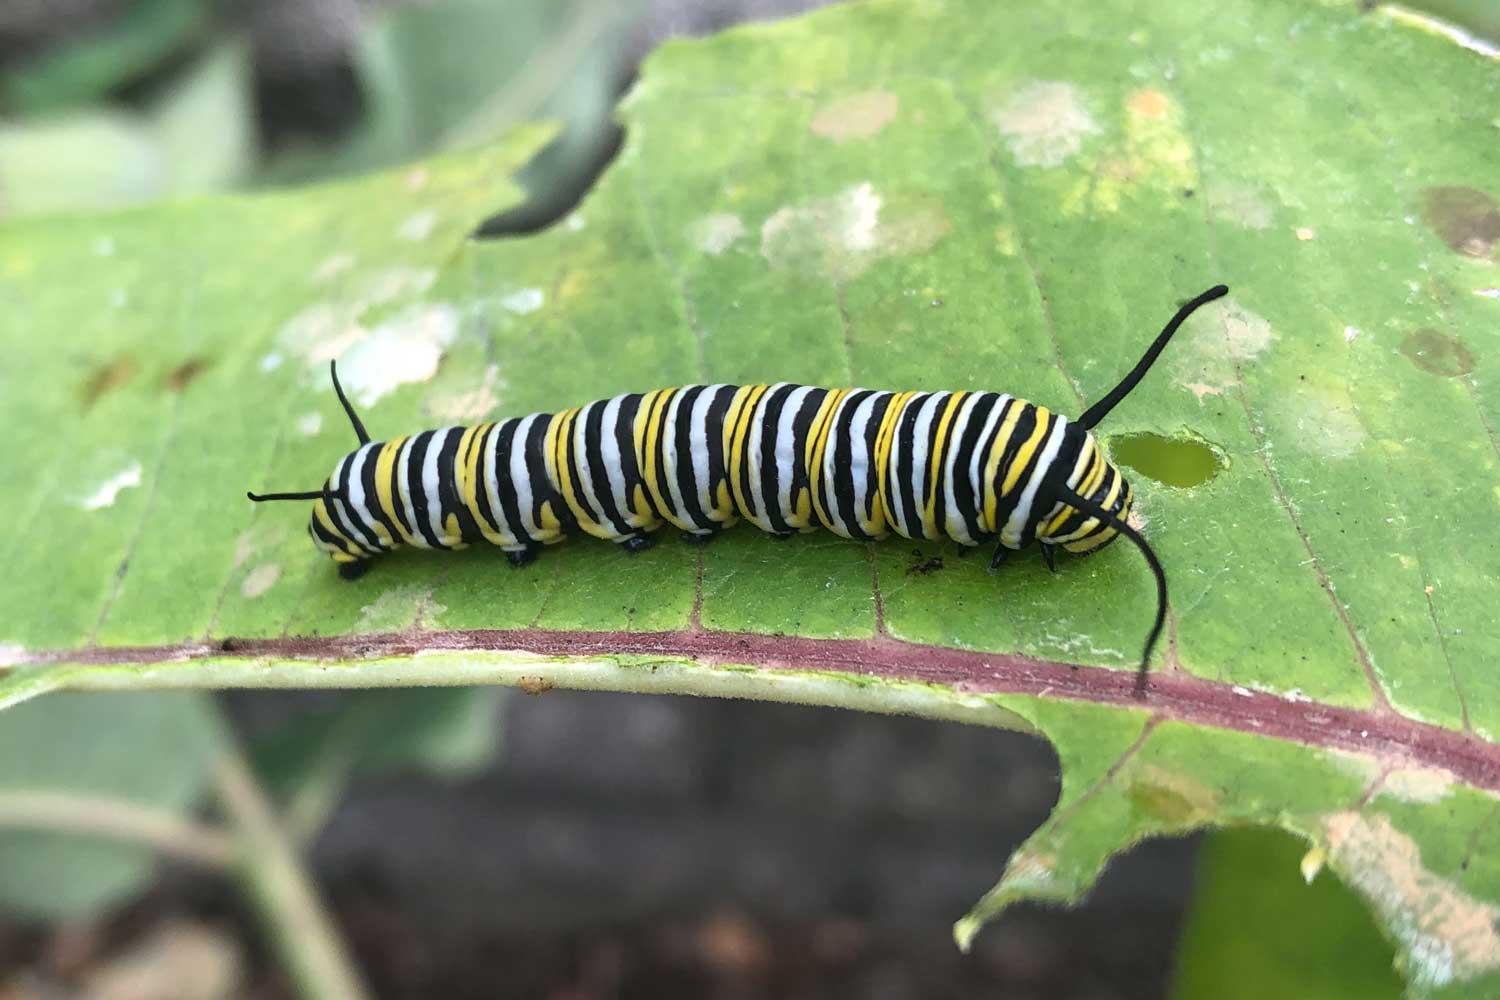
[249,285,1229,696]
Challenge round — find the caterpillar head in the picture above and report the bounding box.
[305,446,401,574]
[1037,284,1229,691]
[248,362,382,578]
[1038,426,1135,556]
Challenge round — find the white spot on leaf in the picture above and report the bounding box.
[1294,389,1366,459]
[365,267,436,306]
[841,182,881,251]
[357,584,446,632]
[1182,382,1221,403]
[277,265,454,386]
[760,183,948,281]
[232,533,254,570]
[240,563,281,599]
[429,364,503,422]
[1295,227,1316,241]
[336,304,461,407]
[501,288,545,315]
[313,253,355,283]
[1209,182,1274,230]
[1344,325,1361,343]
[811,90,899,143]
[79,460,142,511]
[1220,300,1274,360]
[296,412,323,436]
[994,81,1099,167]
[691,213,746,255]
[0,643,29,668]
[260,352,284,372]
[1380,766,1456,804]
[1171,299,1270,397]
[399,210,437,241]
[274,303,362,367]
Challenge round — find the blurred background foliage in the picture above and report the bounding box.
[0,0,831,225]
[0,1,1493,997]
[0,0,1492,223]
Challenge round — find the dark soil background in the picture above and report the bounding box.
[3,688,1200,998]
[306,693,1197,999]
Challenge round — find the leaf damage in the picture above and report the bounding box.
[810,90,899,143]
[991,81,1099,168]
[1323,810,1500,989]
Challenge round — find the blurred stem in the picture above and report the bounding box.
[281,700,381,847]
[213,734,372,1000]
[1393,0,1500,44]
[282,746,359,848]
[0,708,374,998]
[442,0,622,149]
[0,791,234,868]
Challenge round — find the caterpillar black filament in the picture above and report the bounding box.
[251,285,1229,691]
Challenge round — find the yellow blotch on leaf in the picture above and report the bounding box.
[1061,88,1197,217]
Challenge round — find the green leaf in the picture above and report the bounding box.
[1171,827,1404,1000]
[0,44,252,219]
[327,688,503,777]
[147,44,254,196]
[1,0,209,114]
[1,2,1498,995]
[253,687,504,841]
[0,110,164,215]
[0,693,220,918]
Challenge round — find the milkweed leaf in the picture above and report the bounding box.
[1,2,1497,993]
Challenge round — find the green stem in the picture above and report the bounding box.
[213,739,372,1000]
[282,707,374,848]
[11,653,1033,733]
[0,790,234,868]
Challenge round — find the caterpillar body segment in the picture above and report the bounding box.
[295,387,1124,561]
[250,284,1230,689]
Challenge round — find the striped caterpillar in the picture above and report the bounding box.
[251,285,1228,689]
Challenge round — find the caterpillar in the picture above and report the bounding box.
[250,284,1228,690]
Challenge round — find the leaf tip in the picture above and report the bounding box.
[952,916,981,953]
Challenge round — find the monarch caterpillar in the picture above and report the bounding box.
[251,284,1228,691]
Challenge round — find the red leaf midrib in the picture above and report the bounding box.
[20,626,1499,792]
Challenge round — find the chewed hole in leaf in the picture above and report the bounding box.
[1173,827,1403,999]
[1106,432,1224,489]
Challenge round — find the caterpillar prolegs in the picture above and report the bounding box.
[251,285,1229,690]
